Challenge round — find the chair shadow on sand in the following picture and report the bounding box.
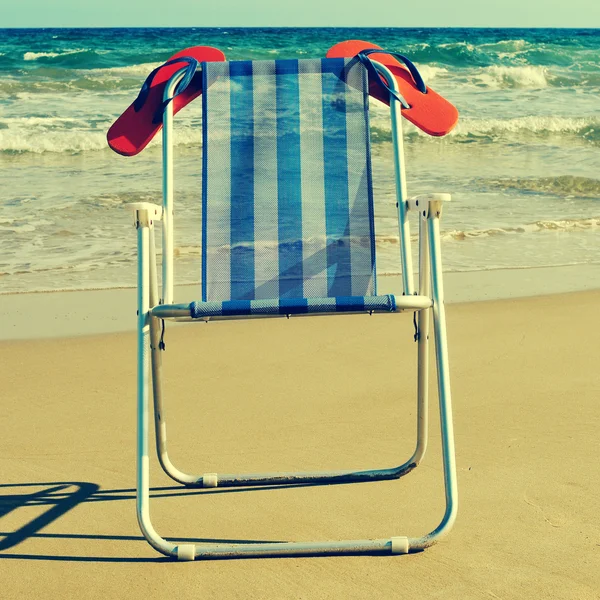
[0,480,351,563]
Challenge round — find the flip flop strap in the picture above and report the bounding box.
[133,56,199,123]
[357,49,427,109]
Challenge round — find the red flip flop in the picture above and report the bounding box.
[107,46,226,157]
[326,40,458,137]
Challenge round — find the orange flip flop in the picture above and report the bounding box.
[326,40,458,136]
[107,46,225,156]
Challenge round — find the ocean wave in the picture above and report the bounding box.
[441,217,599,240]
[2,60,445,97]
[401,39,569,68]
[84,62,161,78]
[463,64,600,90]
[364,218,599,245]
[451,116,600,144]
[3,114,598,154]
[84,192,159,208]
[3,88,599,154]
[367,36,600,74]
[368,113,600,145]
[0,128,109,154]
[0,115,94,128]
[134,219,600,264]
[0,77,143,96]
[21,48,112,68]
[400,41,490,67]
[415,64,448,81]
[24,51,61,61]
[478,39,531,54]
[489,176,600,198]
[469,65,550,89]
[23,48,90,61]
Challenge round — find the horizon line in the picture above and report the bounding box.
[1,25,599,30]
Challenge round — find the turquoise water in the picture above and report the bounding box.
[0,28,599,293]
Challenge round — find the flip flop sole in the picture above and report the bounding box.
[107,46,225,156]
[326,40,458,137]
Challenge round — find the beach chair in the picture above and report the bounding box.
[124,52,458,560]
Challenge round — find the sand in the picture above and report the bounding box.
[3,262,600,341]
[1,290,599,599]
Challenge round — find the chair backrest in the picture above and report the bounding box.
[201,58,377,302]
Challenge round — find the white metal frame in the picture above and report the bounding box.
[130,61,457,560]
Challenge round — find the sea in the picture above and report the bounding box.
[0,27,599,294]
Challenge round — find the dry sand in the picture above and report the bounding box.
[1,290,599,599]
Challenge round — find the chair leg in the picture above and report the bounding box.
[410,206,458,550]
[135,215,177,558]
[147,228,200,486]
[413,211,431,467]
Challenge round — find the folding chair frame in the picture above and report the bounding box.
[131,61,457,560]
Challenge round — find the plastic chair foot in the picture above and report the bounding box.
[177,544,196,561]
[391,536,409,554]
[203,473,218,488]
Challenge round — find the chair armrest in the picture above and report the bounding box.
[408,193,451,218]
[407,193,451,212]
[130,202,162,228]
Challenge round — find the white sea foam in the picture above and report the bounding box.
[479,38,530,57]
[483,39,529,50]
[407,42,430,50]
[2,113,597,154]
[84,62,161,78]
[372,218,599,246]
[0,128,108,153]
[0,116,92,128]
[24,51,60,60]
[23,48,88,61]
[442,218,599,240]
[415,64,448,81]
[451,115,598,138]
[184,217,600,254]
[470,65,549,89]
[438,41,476,52]
[369,107,599,143]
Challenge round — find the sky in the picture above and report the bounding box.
[1,0,599,28]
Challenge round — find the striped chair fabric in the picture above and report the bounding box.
[194,57,392,318]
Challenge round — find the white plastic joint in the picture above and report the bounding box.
[407,193,451,218]
[130,202,162,228]
[202,473,218,488]
[176,544,196,561]
[391,536,410,555]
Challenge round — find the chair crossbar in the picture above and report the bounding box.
[150,294,433,320]
[191,295,394,318]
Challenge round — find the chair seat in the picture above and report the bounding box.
[189,295,397,319]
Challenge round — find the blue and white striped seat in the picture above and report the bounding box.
[195,57,386,318]
[190,295,396,319]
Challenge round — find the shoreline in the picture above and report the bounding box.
[1,262,599,341]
